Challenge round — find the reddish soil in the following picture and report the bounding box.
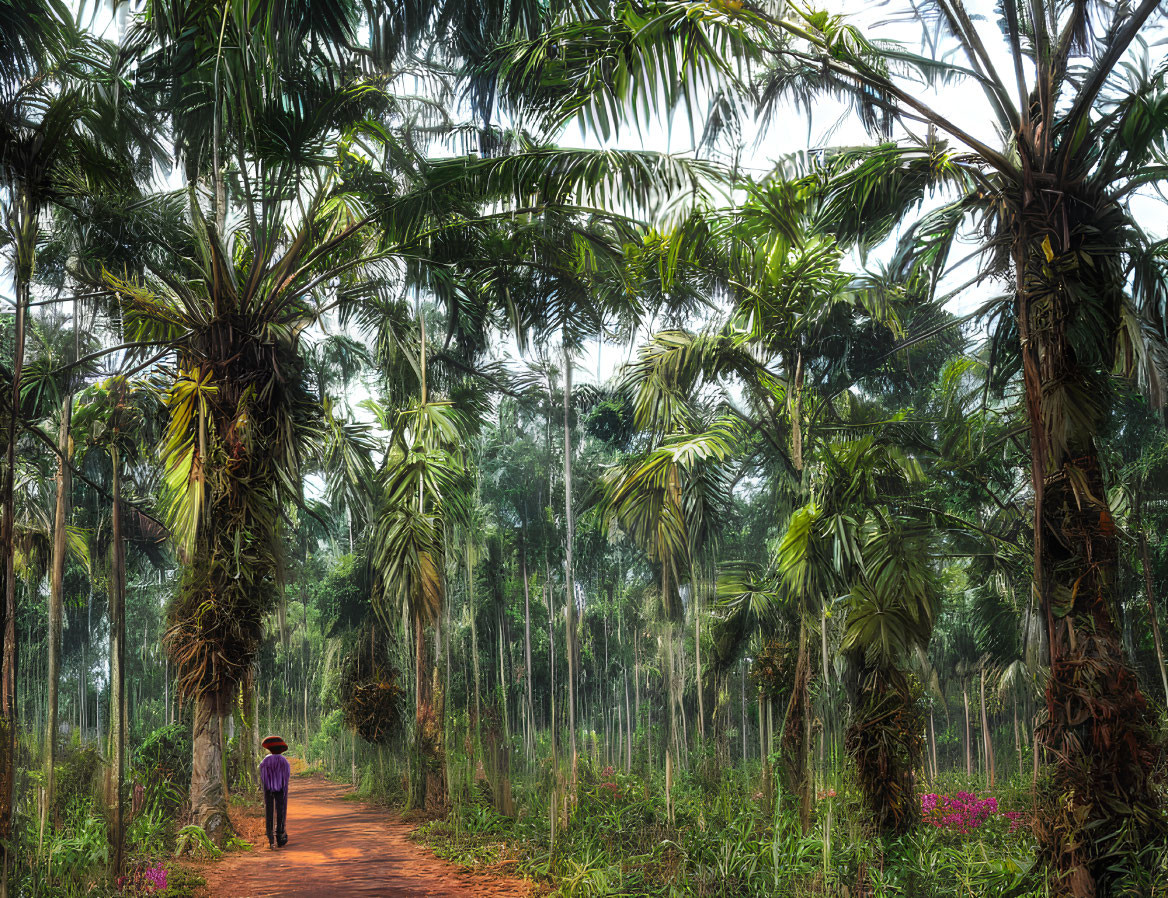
[200,775,535,898]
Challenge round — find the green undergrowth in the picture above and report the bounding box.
[313,742,1168,896]
[10,728,242,897]
[411,762,1055,898]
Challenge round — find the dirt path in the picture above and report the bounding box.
[201,775,535,898]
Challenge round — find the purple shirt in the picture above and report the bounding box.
[259,754,290,793]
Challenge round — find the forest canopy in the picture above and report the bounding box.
[2,1,1168,897]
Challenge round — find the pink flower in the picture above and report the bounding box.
[144,862,168,891]
[919,791,1018,834]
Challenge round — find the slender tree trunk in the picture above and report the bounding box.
[663,621,679,762]
[623,625,632,774]
[979,665,995,788]
[84,584,91,739]
[0,200,34,896]
[677,625,688,754]
[238,673,256,792]
[109,449,127,870]
[521,552,535,764]
[1014,692,1023,780]
[693,573,704,740]
[782,356,812,831]
[962,679,972,779]
[821,608,831,774]
[562,342,578,789]
[252,673,260,779]
[928,705,938,782]
[767,701,774,767]
[545,578,556,765]
[741,660,747,764]
[443,561,453,794]
[411,613,426,807]
[42,394,72,842]
[633,631,640,736]
[495,607,514,815]
[467,550,482,734]
[757,690,770,803]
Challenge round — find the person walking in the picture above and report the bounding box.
[260,735,291,849]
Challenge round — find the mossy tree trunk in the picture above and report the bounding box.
[410,616,446,812]
[1015,194,1164,895]
[781,617,813,835]
[191,692,229,839]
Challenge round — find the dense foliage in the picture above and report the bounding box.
[1,0,1167,897]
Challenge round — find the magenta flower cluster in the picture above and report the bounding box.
[144,862,168,891]
[117,861,168,895]
[920,792,1027,835]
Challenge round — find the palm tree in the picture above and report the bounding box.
[369,389,474,810]
[113,190,359,836]
[121,0,409,836]
[598,420,735,763]
[774,436,938,835]
[486,2,1168,887]
[70,375,155,876]
[839,516,939,836]
[20,308,98,847]
[617,185,911,830]
[0,8,151,880]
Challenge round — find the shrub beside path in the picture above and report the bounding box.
[200,773,535,897]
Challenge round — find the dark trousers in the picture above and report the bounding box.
[264,788,288,846]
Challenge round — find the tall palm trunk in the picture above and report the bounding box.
[467,551,482,733]
[0,198,34,893]
[409,613,446,810]
[979,665,995,788]
[928,705,938,782]
[661,566,680,763]
[190,693,226,836]
[1013,692,1023,780]
[238,672,256,792]
[844,663,921,835]
[1015,210,1163,893]
[693,569,704,740]
[782,360,813,833]
[494,611,514,816]
[520,552,535,764]
[562,342,578,788]
[962,678,972,778]
[42,394,72,843]
[109,447,127,873]
[545,577,556,764]
[411,613,426,805]
[781,617,812,834]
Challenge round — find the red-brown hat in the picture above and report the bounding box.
[262,735,288,754]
